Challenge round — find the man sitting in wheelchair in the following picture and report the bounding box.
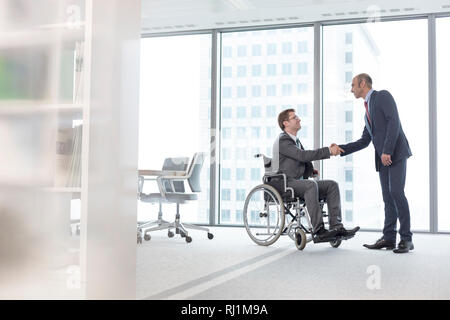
[272,108,360,243]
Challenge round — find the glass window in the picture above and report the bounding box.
[266,85,277,96]
[252,127,261,139]
[222,127,231,139]
[222,189,231,201]
[345,71,353,83]
[237,127,246,138]
[223,66,232,78]
[282,84,292,96]
[345,169,353,182]
[437,17,450,231]
[282,63,292,75]
[236,147,247,159]
[345,210,353,222]
[222,148,231,160]
[345,32,353,45]
[252,65,261,77]
[297,62,308,75]
[221,209,231,222]
[267,64,277,76]
[252,44,262,56]
[345,190,353,202]
[299,125,307,139]
[251,105,261,118]
[222,168,231,180]
[236,189,246,201]
[139,34,211,224]
[267,43,277,55]
[237,106,246,118]
[282,42,292,54]
[345,110,352,122]
[236,168,245,180]
[222,86,232,98]
[252,85,261,97]
[266,126,276,139]
[237,86,246,98]
[323,20,429,230]
[223,46,232,58]
[237,45,247,57]
[236,210,243,222]
[219,27,314,226]
[266,105,276,117]
[251,168,261,181]
[222,106,232,119]
[297,104,308,117]
[345,130,352,142]
[237,65,247,77]
[297,83,308,94]
[345,52,353,64]
[298,41,308,53]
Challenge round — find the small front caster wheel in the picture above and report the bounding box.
[168,231,174,238]
[207,233,214,240]
[144,234,151,241]
[330,239,342,248]
[294,228,307,250]
[185,236,192,243]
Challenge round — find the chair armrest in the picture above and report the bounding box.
[156,175,190,199]
[138,169,186,177]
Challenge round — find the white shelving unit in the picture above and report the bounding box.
[1,0,140,299]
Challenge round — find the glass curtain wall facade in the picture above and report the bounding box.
[219,27,314,225]
[323,20,429,231]
[139,14,450,233]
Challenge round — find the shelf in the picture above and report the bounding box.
[0,102,84,115]
[0,25,85,50]
[40,187,82,193]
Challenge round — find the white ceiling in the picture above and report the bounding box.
[141,0,450,33]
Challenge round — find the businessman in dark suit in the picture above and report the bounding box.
[338,73,413,253]
[273,109,360,243]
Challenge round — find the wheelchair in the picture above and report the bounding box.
[243,154,355,250]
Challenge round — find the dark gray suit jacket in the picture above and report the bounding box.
[339,90,412,171]
[273,131,331,180]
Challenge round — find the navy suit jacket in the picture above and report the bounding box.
[339,90,412,171]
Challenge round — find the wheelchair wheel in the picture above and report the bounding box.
[294,228,307,250]
[330,239,342,248]
[243,184,285,246]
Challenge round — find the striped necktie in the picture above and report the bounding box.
[296,138,303,149]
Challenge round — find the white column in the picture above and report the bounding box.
[80,0,141,299]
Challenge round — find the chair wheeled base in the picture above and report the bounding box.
[141,203,214,243]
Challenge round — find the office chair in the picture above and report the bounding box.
[137,157,189,243]
[139,152,213,243]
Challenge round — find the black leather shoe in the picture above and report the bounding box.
[334,226,360,237]
[393,240,414,253]
[363,238,395,250]
[313,227,339,243]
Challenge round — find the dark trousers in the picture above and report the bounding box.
[378,157,412,242]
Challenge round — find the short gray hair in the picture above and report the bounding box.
[356,73,372,88]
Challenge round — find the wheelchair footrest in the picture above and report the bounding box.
[337,234,355,241]
[312,233,355,244]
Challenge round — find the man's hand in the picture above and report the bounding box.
[381,153,392,166]
[329,144,345,156]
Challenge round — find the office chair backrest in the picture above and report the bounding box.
[187,152,206,193]
[162,157,189,192]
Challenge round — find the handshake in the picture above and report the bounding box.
[329,143,345,156]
